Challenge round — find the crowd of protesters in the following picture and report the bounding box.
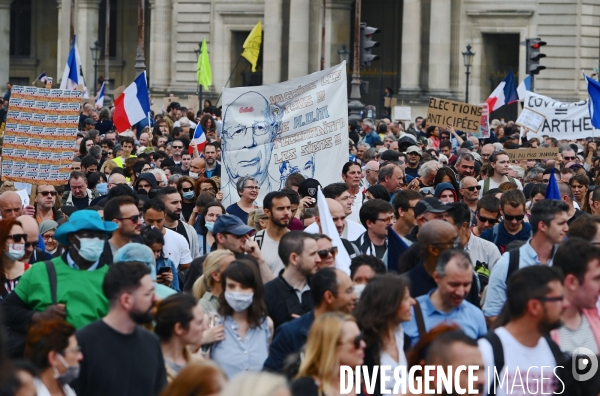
[0,100,599,396]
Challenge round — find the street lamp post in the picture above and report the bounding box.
[348,0,364,121]
[462,44,475,103]
[90,41,102,96]
[338,44,350,65]
[194,44,202,111]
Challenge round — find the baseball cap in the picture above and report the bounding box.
[414,197,453,217]
[212,214,254,236]
[398,135,416,145]
[406,145,422,156]
[298,178,322,201]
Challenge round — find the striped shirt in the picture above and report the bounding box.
[557,314,599,354]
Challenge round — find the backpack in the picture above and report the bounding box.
[506,248,521,283]
[482,331,565,396]
[483,176,517,195]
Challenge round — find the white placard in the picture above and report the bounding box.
[515,108,546,132]
[220,62,349,207]
[393,106,412,121]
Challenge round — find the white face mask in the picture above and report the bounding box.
[224,291,254,312]
[5,243,25,261]
[189,172,199,180]
[353,284,366,299]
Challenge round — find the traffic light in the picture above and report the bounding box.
[360,23,380,67]
[526,38,546,75]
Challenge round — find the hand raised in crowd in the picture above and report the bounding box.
[405,177,420,191]
[215,191,223,201]
[22,205,35,217]
[32,303,66,323]
[201,324,225,344]
[295,196,313,218]
[588,142,596,156]
[157,270,173,286]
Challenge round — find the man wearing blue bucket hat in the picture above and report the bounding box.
[3,209,117,357]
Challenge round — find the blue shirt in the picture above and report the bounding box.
[483,240,557,317]
[403,290,487,345]
[210,316,270,379]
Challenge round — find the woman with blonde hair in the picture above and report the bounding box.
[221,372,290,396]
[100,159,118,177]
[192,249,236,312]
[292,312,365,396]
[248,209,268,231]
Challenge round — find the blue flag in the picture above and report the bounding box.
[585,75,600,129]
[387,226,409,272]
[545,168,561,200]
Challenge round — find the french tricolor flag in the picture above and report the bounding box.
[486,69,519,111]
[95,82,105,109]
[113,72,151,132]
[189,124,207,154]
[59,35,89,98]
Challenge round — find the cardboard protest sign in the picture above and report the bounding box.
[220,62,349,207]
[524,91,600,140]
[506,147,558,161]
[516,107,546,132]
[1,86,82,185]
[426,97,482,133]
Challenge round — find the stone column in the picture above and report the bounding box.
[399,0,421,95]
[427,0,452,95]
[76,0,101,92]
[0,0,12,89]
[325,0,352,69]
[287,0,310,79]
[56,0,72,81]
[263,0,282,84]
[148,0,171,92]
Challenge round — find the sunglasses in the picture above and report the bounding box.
[39,191,57,197]
[172,145,184,149]
[477,213,499,224]
[463,185,482,192]
[504,214,525,221]
[8,234,27,243]
[317,247,338,258]
[25,241,39,248]
[117,215,141,223]
[181,187,194,193]
[339,333,364,349]
[562,156,576,161]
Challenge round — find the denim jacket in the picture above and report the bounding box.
[156,257,180,292]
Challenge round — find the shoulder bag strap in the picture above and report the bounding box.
[413,299,426,338]
[45,260,57,305]
[482,331,504,396]
[483,177,490,195]
[506,248,520,283]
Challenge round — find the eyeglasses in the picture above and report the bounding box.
[172,145,184,149]
[223,122,272,139]
[463,185,482,192]
[477,214,498,224]
[181,187,194,193]
[317,247,338,258]
[117,215,141,223]
[42,234,55,241]
[64,345,82,354]
[375,216,393,223]
[244,186,260,190]
[39,190,57,197]
[562,156,576,161]
[504,214,525,221]
[536,295,564,302]
[339,333,364,349]
[7,234,27,243]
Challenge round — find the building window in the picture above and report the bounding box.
[98,0,118,58]
[10,0,32,57]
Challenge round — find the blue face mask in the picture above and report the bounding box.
[96,183,108,195]
[75,236,105,262]
[182,191,195,200]
[205,221,215,233]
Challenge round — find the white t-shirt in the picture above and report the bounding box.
[163,228,193,268]
[347,190,364,224]
[478,177,523,197]
[258,230,285,275]
[478,327,558,396]
[304,219,366,241]
[34,378,76,396]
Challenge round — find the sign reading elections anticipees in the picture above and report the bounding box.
[426,97,483,133]
[220,62,349,207]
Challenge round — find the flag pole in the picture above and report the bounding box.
[215,54,242,106]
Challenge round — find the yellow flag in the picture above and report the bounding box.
[241,21,262,72]
[197,38,212,90]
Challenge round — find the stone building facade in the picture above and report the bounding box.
[0,0,598,117]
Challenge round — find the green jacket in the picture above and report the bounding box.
[14,255,109,329]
